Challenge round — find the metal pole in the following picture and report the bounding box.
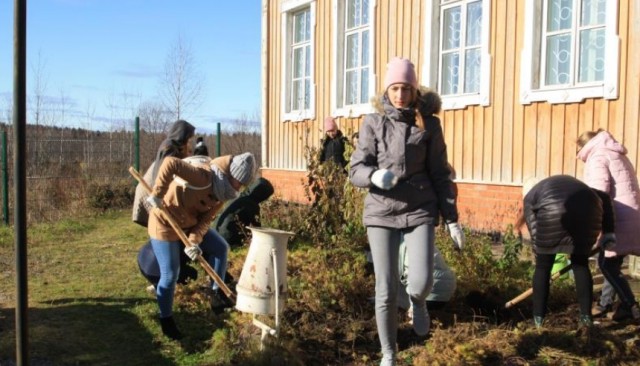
[134,116,140,173]
[216,122,221,157]
[14,0,29,364]
[2,130,8,225]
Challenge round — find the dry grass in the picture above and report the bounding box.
[2,210,640,365]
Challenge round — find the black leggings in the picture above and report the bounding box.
[533,253,592,318]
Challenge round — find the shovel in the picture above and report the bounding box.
[504,248,599,309]
[129,166,236,302]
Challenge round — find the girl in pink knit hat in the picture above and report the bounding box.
[320,116,348,169]
[349,57,463,366]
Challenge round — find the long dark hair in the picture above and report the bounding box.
[151,119,196,179]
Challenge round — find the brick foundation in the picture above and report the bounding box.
[455,182,523,233]
[261,168,523,233]
[261,169,310,204]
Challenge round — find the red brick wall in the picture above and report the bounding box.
[261,169,310,204]
[455,182,523,233]
[262,168,524,233]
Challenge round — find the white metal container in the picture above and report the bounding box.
[235,227,294,316]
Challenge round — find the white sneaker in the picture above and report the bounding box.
[379,354,396,366]
[412,301,430,336]
[145,284,156,295]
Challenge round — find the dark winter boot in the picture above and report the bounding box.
[579,314,593,327]
[210,289,234,314]
[159,316,183,340]
[533,316,544,329]
[576,314,594,344]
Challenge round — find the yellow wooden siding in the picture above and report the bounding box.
[265,0,640,185]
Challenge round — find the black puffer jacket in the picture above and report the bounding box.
[213,177,274,248]
[320,130,348,168]
[523,175,615,255]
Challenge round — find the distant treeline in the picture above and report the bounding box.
[0,122,261,224]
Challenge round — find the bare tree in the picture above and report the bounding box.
[55,89,70,164]
[106,89,142,132]
[1,94,11,125]
[29,50,53,168]
[137,100,173,165]
[137,100,172,135]
[30,50,51,127]
[220,112,261,160]
[159,34,204,121]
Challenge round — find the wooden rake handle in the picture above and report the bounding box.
[129,166,235,302]
[504,248,598,309]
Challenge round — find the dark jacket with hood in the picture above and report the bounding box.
[132,120,196,227]
[214,177,275,247]
[320,130,349,168]
[523,175,615,255]
[349,87,458,228]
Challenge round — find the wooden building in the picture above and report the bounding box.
[259,0,640,233]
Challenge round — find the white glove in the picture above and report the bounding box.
[184,244,202,261]
[146,195,163,209]
[448,222,465,251]
[371,169,398,190]
[599,233,616,251]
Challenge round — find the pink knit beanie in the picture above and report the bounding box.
[324,116,337,131]
[384,57,418,90]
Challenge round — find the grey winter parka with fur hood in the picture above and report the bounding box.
[349,87,459,228]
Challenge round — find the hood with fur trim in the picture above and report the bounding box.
[371,86,442,116]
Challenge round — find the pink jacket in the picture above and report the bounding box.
[577,131,640,256]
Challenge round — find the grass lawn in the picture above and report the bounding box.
[0,210,246,366]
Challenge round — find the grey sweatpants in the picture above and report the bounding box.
[368,224,435,357]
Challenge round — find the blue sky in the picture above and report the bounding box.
[0,0,262,133]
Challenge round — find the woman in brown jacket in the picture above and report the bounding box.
[146,152,257,340]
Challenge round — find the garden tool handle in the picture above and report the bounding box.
[504,248,598,309]
[504,265,571,309]
[129,166,236,302]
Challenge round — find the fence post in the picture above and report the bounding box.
[216,122,221,157]
[1,130,7,225]
[134,116,140,173]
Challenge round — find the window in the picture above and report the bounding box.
[520,0,618,104]
[422,0,491,110]
[281,1,316,121]
[331,0,376,118]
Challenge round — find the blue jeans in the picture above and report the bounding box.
[151,229,230,318]
[598,252,636,308]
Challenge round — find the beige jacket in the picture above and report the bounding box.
[147,155,232,243]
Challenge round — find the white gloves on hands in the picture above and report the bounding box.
[599,233,617,251]
[146,195,163,209]
[371,169,398,190]
[184,244,202,261]
[448,222,465,251]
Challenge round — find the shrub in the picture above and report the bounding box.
[294,144,367,251]
[437,224,534,320]
[86,180,134,211]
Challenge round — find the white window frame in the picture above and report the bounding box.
[331,0,377,118]
[281,0,316,122]
[422,0,491,110]
[520,0,619,104]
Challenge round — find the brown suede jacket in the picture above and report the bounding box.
[147,155,232,243]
